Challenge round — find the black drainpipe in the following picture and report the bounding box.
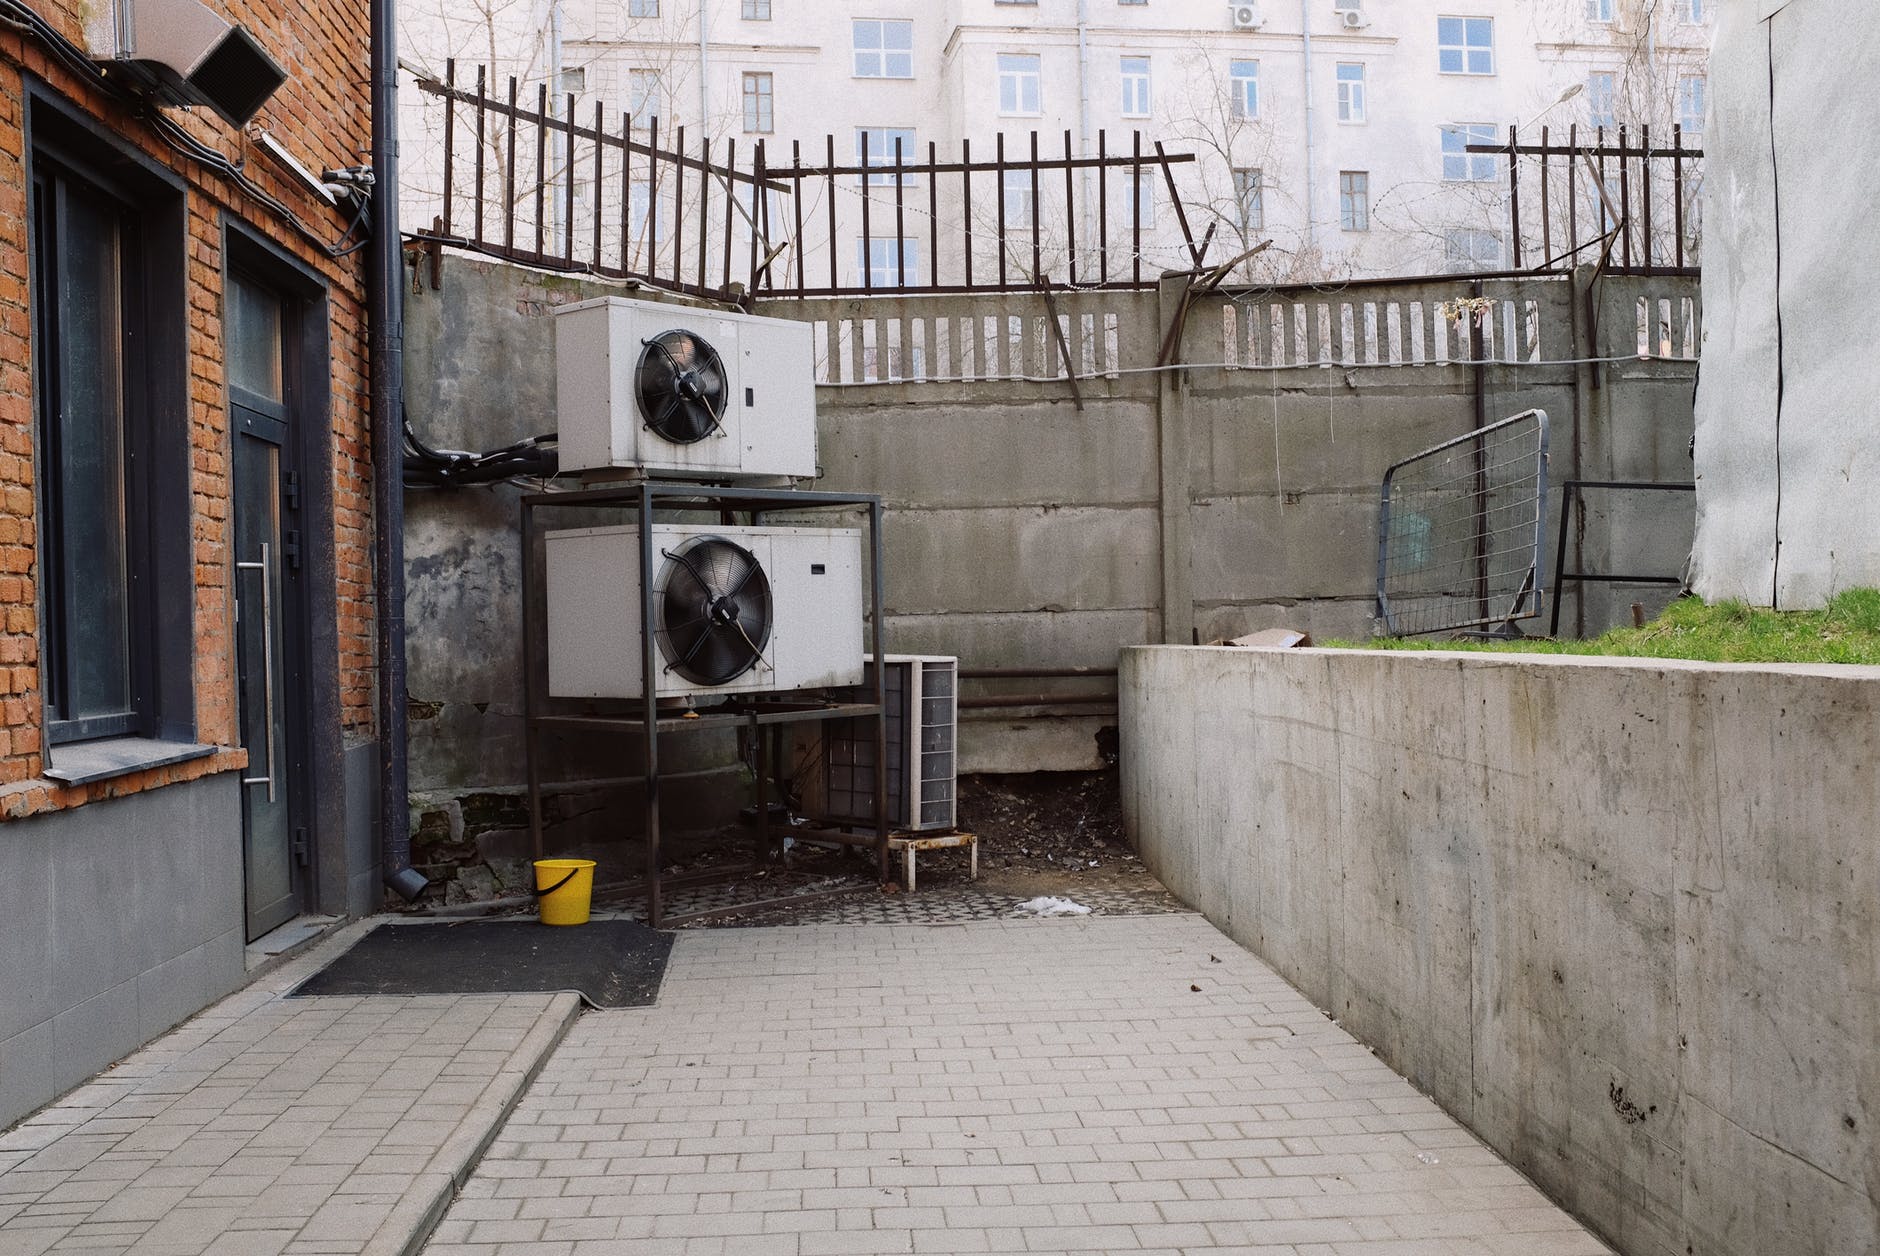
[371,0,427,901]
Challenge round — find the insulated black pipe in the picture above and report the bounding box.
[371,0,426,901]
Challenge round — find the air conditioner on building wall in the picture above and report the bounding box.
[84,0,287,126]
[1339,9,1371,29]
[555,297,818,481]
[544,523,864,700]
[797,655,959,833]
[1230,4,1264,31]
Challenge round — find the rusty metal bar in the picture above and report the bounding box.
[1156,139,1201,268]
[793,140,806,293]
[442,59,456,236]
[927,140,939,288]
[751,140,766,292]
[591,101,603,270]
[961,136,973,288]
[697,133,712,293]
[1131,130,1142,286]
[1029,130,1041,283]
[1507,124,1522,269]
[721,136,736,293]
[1539,125,1551,267]
[1639,124,1653,271]
[473,65,486,246]
[893,135,907,287]
[860,135,873,290]
[825,134,837,292]
[1063,129,1077,285]
[533,82,547,259]
[503,76,517,252]
[647,116,661,281]
[1097,129,1108,284]
[672,124,686,288]
[562,91,577,265]
[619,112,631,270]
[995,132,1007,288]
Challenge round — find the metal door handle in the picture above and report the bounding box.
[236,543,278,803]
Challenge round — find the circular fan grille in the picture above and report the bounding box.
[635,329,728,445]
[654,536,773,686]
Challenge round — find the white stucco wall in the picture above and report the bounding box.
[1689,0,1880,607]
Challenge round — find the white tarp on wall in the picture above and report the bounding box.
[1690,0,1880,607]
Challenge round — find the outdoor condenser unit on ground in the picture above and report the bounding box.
[544,523,863,700]
[801,655,958,832]
[85,0,287,127]
[554,297,818,480]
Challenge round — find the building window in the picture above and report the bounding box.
[1443,228,1503,271]
[1130,169,1155,226]
[29,117,189,749]
[1678,74,1705,134]
[628,0,657,16]
[994,0,1037,5]
[742,72,773,132]
[1437,16,1494,75]
[1119,0,1147,5]
[856,127,918,185]
[1229,60,1258,119]
[1441,123,1498,181]
[1002,169,1035,224]
[742,0,770,17]
[1586,71,1616,128]
[857,237,918,287]
[853,19,913,78]
[1339,170,1369,231]
[1686,0,1703,20]
[998,54,1041,115]
[1336,63,1365,123]
[1120,56,1151,117]
[1585,0,1613,20]
[1233,168,1263,231]
[628,68,663,120]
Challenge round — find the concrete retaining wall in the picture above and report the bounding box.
[1120,644,1879,1256]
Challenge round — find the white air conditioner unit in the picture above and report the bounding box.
[84,0,286,126]
[554,297,817,481]
[803,655,958,833]
[1339,8,1370,28]
[544,523,863,699]
[1230,3,1264,29]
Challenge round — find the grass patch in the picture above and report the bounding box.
[1333,589,1880,665]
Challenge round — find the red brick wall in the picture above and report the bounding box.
[0,0,377,819]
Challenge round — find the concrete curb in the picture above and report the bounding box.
[361,991,585,1256]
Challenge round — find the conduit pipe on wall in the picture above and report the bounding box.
[372,0,427,901]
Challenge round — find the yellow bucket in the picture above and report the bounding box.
[533,858,597,926]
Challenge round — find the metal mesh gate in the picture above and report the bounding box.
[1376,409,1550,638]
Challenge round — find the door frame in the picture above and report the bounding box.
[223,221,345,919]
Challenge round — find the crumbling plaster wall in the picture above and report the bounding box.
[1122,645,1879,1256]
[1689,0,1880,606]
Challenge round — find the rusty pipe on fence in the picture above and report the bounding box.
[958,666,1118,679]
[959,694,1118,710]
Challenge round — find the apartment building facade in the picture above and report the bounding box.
[402,0,1710,285]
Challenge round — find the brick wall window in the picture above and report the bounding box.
[28,100,193,752]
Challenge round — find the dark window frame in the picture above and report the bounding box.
[25,81,193,750]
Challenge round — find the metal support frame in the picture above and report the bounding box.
[519,481,889,928]
[1548,479,1695,637]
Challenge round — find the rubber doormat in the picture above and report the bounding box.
[289,920,673,1008]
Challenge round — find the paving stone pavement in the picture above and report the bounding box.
[0,922,580,1256]
[422,915,1612,1256]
